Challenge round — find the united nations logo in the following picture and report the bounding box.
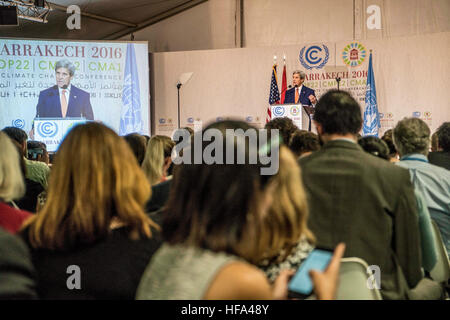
[273,106,285,117]
[290,106,300,116]
[159,118,166,124]
[379,113,384,119]
[12,119,25,129]
[37,121,58,138]
[187,117,194,123]
[342,42,367,67]
[412,112,421,118]
[299,45,329,70]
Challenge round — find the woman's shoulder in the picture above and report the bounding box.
[204,260,273,299]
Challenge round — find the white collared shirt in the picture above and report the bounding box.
[58,84,71,105]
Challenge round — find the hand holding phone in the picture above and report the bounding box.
[288,243,345,300]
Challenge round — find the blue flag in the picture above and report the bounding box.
[120,43,143,135]
[363,52,380,137]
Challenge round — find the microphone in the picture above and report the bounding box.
[288,85,292,89]
[61,84,68,89]
[176,82,182,89]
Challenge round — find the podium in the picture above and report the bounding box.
[34,117,87,152]
[270,104,315,132]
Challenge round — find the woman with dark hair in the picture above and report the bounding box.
[358,136,390,160]
[136,120,343,300]
[21,123,161,299]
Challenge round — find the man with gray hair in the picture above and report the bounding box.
[394,117,450,255]
[284,70,317,106]
[35,59,94,120]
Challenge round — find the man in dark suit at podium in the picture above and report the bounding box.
[35,59,94,120]
[284,70,317,131]
[284,70,317,106]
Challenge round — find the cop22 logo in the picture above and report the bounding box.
[12,119,25,129]
[273,106,285,117]
[290,106,300,116]
[342,42,367,67]
[37,121,58,138]
[299,45,329,70]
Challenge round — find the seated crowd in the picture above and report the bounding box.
[0,90,448,300]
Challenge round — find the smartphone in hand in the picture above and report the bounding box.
[288,247,334,299]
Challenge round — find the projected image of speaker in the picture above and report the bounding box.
[0,6,18,26]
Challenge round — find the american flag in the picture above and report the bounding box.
[267,64,280,122]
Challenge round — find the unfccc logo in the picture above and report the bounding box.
[12,119,25,129]
[299,45,329,70]
[37,121,58,138]
[273,106,285,117]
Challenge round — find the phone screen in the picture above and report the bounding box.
[288,248,333,297]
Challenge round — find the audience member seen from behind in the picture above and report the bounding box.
[142,135,175,186]
[0,227,37,299]
[359,134,438,272]
[1,127,50,189]
[13,145,44,213]
[381,129,399,162]
[21,123,162,299]
[258,146,316,283]
[123,133,147,166]
[0,132,32,234]
[136,120,344,300]
[299,90,439,300]
[358,136,390,160]
[27,141,49,166]
[428,122,450,171]
[393,118,450,255]
[289,130,320,158]
[265,117,298,146]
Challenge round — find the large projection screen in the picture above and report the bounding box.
[0,38,150,151]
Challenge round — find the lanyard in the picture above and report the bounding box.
[401,156,428,163]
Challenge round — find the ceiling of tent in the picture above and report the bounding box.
[0,0,207,40]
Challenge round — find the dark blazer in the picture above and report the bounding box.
[284,85,315,106]
[36,85,94,120]
[145,179,172,213]
[299,140,424,300]
[21,226,162,299]
[428,151,450,171]
[0,227,37,300]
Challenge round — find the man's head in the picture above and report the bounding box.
[393,117,430,157]
[436,122,450,152]
[289,130,320,158]
[292,70,306,87]
[27,140,49,165]
[313,90,362,140]
[264,117,298,146]
[55,59,75,89]
[2,126,27,153]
